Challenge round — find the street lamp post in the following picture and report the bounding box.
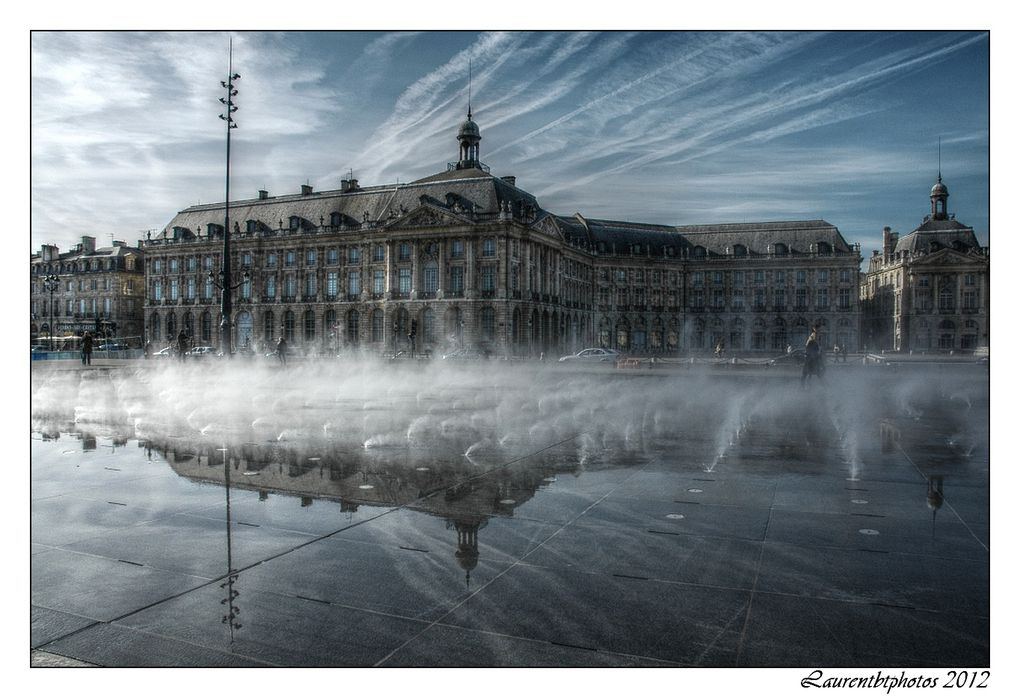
[217,38,240,355]
[43,275,59,351]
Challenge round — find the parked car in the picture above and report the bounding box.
[558,348,621,363]
[152,346,176,358]
[441,348,486,361]
[186,346,217,358]
[31,344,48,353]
[98,343,130,352]
[769,349,806,365]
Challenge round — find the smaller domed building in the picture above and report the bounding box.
[860,174,989,353]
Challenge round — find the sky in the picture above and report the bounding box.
[29,28,990,264]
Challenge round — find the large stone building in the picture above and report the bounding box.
[30,236,146,345]
[143,112,862,357]
[860,175,989,353]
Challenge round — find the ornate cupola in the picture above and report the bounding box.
[931,173,949,220]
[456,107,481,170]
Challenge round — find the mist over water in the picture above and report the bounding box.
[31,359,989,484]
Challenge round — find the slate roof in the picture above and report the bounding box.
[165,169,540,236]
[161,167,853,258]
[893,217,981,255]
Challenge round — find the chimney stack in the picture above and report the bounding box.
[258,189,269,200]
[301,184,313,196]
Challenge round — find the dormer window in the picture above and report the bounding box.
[330,212,343,227]
[732,244,747,257]
[774,243,788,256]
[245,220,259,233]
[289,216,302,231]
[816,241,832,254]
[692,246,706,258]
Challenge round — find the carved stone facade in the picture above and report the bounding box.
[143,114,863,357]
[860,177,989,353]
[30,236,146,344]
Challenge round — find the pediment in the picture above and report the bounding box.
[531,214,563,240]
[386,203,473,230]
[910,247,986,268]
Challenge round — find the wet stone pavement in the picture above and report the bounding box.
[30,361,990,668]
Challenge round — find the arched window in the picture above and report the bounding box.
[149,313,161,343]
[692,246,706,258]
[166,313,177,340]
[371,309,384,343]
[283,310,295,342]
[480,306,495,341]
[304,310,316,342]
[422,307,435,344]
[263,311,275,343]
[201,311,213,343]
[330,212,342,228]
[346,310,360,346]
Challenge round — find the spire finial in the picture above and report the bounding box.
[468,59,472,120]
[938,136,942,182]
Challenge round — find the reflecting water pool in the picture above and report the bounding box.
[31,361,989,667]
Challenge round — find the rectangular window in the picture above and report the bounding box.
[732,289,745,310]
[795,288,807,309]
[204,256,214,271]
[305,274,317,297]
[399,242,412,261]
[373,270,385,294]
[840,268,851,283]
[373,245,385,262]
[285,251,296,267]
[839,287,852,310]
[266,275,276,298]
[692,271,704,287]
[482,238,496,257]
[103,298,112,315]
[242,252,253,268]
[326,271,338,299]
[816,288,829,309]
[774,289,785,309]
[480,265,496,292]
[450,266,464,294]
[186,277,196,299]
[754,270,765,284]
[451,240,464,258]
[734,271,745,285]
[347,270,361,296]
[327,248,339,265]
[753,289,765,309]
[154,259,162,273]
[712,289,725,309]
[348,247,361,264]
[284,274,296,297]
[398,268,412,295]
[240,277,251,300]
[154,280,163,300]
[169,258,179,273]
[691,290,704,309]
[306,249,317,266]
[169,279,179,300]
[187,257,197,272]
[796,270,806,284]
[963,289,977,309]
[66,300,73,314]
[964,273,976,287]
[424,265,439,293]
[266,253,277,269]
[712,271,723,285]
[775,270,785,285]
[204,277,214,299]
[817,269,829,283]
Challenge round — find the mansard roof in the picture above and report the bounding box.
[894,216,982,255]
[165,168,541,236]
[553,216,852,256]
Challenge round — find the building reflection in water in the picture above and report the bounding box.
[142,434,581,588]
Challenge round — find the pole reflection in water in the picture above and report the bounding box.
[220,448,242,640]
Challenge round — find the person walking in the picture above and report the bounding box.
[276,336,288,365]
[177,330,189,361]
[81,332,93,366]
[801,327,823,385]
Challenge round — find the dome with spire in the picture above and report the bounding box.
[931,177,948,197]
